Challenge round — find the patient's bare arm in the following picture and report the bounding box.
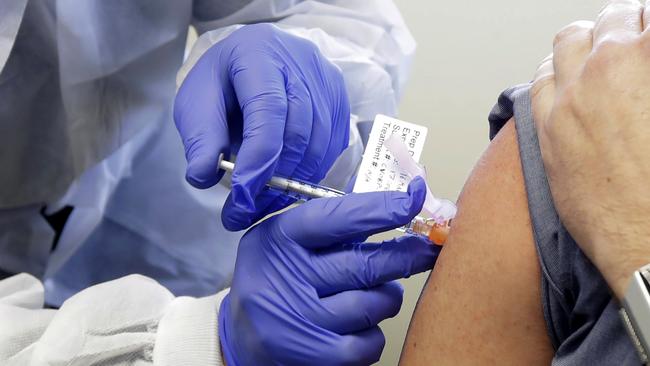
[400,120,554,365]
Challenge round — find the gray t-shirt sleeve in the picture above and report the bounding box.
[488,84,641,365]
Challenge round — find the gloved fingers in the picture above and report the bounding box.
[332,326,385,365]
[594,0,643,46]
[311,235,439,297]
[250,74,315,217]
[241,61,349,218]
[552,21,594,87]
[307,61,350,183]
[279,40,334,184]
[290,96,332,182]
[221,54,288,231]
[276,177,427,249]
[173,52,232,189]
[276,73,313,177]
[312,281,403,334]
[222,190,296,230]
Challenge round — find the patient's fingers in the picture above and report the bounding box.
[553,21,594,87]
[532,54,556,140]
[535,54,555,79]
[532,54,555,101]
[532,54,555,102]
[594,0,643,46]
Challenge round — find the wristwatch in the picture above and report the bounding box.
[620,264,650,364]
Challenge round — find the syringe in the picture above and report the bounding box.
[218,155,452,245]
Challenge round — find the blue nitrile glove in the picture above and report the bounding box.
[219,177,440,366]
[174,23,350,231]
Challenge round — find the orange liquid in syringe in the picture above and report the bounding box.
[411,219,452,246]
[428,221,451,245]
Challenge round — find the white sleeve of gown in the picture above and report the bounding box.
[0,273,228,366]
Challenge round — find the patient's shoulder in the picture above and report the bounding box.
[399,120,553,365]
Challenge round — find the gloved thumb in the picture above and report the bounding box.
[173,51,232,189]
[276,176,428,249]
[311,235,440,296]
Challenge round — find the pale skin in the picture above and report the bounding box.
[400,120,554,365]
[532,0,650,299]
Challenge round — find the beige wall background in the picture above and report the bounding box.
[375,1,605,365]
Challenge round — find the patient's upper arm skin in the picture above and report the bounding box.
[400,120,554,365]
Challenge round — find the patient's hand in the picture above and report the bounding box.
[532,0,650,299]
[399,121,553,365]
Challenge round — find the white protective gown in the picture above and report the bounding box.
[0,0,415,363]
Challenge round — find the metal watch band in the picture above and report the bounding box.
[621,264,650,364]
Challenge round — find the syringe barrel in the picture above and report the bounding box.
[267,176,345,200]
[218,154,345,201]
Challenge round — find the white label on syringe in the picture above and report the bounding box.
[353,114,428,194]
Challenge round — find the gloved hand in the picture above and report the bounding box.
[219,177,439,366]
[174,23,350,231]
